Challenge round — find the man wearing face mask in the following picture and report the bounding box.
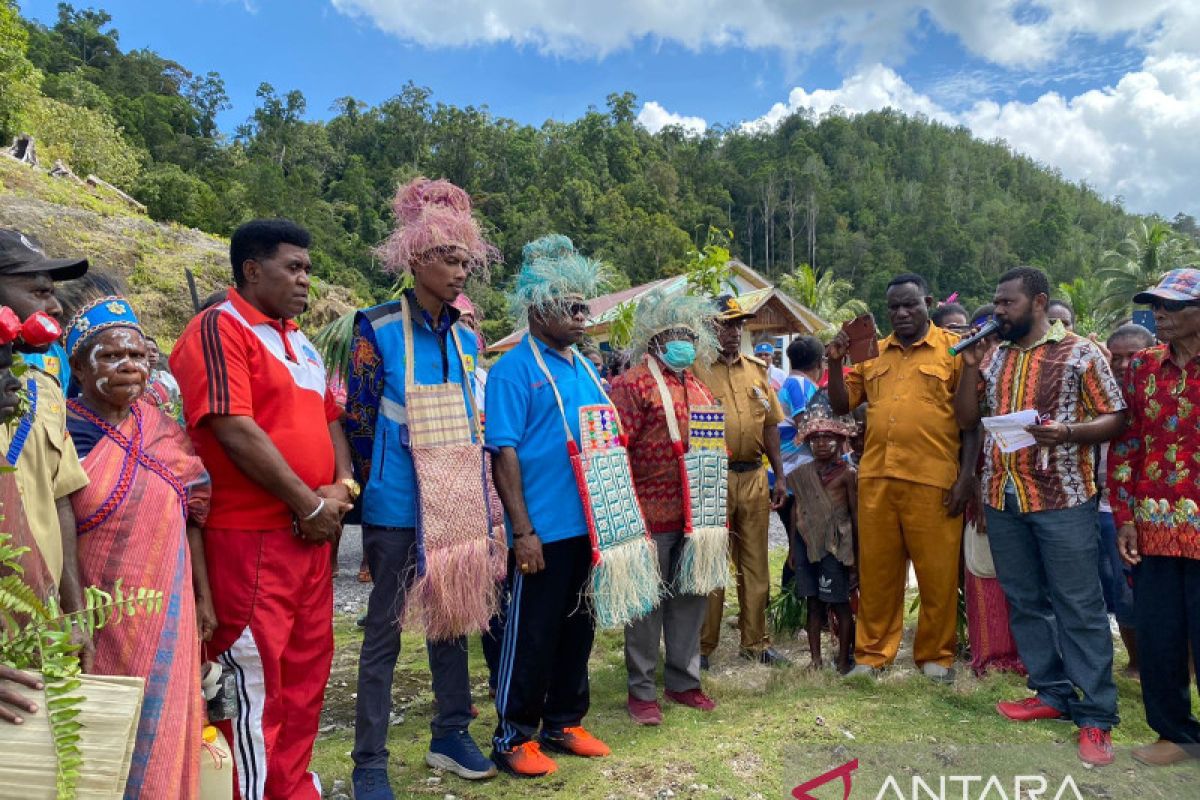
[609,289,720,725]
[695,295,788,666]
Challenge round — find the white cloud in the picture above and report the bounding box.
[741,64,955,132]
[636,102,707,136]
[962,53,1200,215]
[329,0,1200,216]
[662,53,1200,216]
[329,1,1194,66]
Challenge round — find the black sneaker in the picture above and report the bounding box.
[740,647,791,667]
[700,655,710,671]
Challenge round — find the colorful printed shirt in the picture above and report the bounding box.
[609,356,715,534]
[978,322,1125,513]
[1107,344,1200,559]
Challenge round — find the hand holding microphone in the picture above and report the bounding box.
[949,318,1000,359]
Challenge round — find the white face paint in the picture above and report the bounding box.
[82,328,150,408]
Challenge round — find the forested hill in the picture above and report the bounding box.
[3,2,1189,339]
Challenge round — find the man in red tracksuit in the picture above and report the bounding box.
[172,219,354,799]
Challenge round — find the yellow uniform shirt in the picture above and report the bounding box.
[0,368,90,583]
[695,355,785,462]
[846,323,963,490]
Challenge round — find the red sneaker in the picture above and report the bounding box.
[540,726,611,757]
[996,697,1066,722]
[1079,727,1114,766]
[493,741,557,777]
[627,695,663,726]
[664,688,716,711]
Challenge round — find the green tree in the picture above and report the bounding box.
[52,3,119,69]
[133,162,219,228]
[19,94,143,186]
[1056,274,1115,337]
[681,227,736,298]
[1097,220,1197,320]
[0,0,39,139]
[778,263,868,328]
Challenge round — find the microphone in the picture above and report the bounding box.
[948,319,1000,356]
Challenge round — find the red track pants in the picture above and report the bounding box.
[204,527,333,800]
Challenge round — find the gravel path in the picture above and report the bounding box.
[332,525,371,613]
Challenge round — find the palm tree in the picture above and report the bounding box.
[1098,220,1197,320]
[1057,275,1117,337]
[778,263,868,328]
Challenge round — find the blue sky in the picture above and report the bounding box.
[21,1,1200,217]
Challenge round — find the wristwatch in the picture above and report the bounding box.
[340,477,362,501]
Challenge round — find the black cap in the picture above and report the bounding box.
[0,229,89,281]
[713,293,755,322]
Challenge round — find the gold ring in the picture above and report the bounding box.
[520,563,529,570]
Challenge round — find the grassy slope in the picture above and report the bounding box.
[313,549,1198,800]
[0,156,229,346]
[0,157,358,344]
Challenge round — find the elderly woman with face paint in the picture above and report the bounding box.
[63,297,215,799]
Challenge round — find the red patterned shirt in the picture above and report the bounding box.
[610,356,715,534]
[1107,344,1200,559]
[978,323,1126,512]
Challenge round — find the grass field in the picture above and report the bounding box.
[311,549,1198,799]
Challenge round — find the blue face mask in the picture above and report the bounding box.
[661,340,696,370]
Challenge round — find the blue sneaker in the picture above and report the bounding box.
[350,766,394,800]
[426,730,498,780]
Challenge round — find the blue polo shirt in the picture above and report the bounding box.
[485,334,607,544]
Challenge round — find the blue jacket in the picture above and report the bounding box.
[344,293,479,528]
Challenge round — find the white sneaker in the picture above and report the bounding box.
[843,664,879,679]
[921,662,955,683]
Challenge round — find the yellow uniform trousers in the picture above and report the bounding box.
[701,467,771,656]
[855,477,963,668]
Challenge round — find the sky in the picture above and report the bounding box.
[21,1,1200,217]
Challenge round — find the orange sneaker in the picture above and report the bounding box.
[540,726,612,758]
[492,741,558,777]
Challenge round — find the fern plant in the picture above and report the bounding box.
[0,529,163,800]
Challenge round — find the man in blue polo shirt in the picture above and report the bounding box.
[487,235,613,778]
[344,178,501,797]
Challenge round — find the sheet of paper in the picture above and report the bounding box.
[980,409,1041,453]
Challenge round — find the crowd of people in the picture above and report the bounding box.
[0,172,1197,799]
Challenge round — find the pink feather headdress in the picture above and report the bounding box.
[376,177,500,274]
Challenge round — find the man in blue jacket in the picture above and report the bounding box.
[344,178,500,797]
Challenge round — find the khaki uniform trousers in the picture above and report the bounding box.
[855,477,963,668]
[701,467,771,656]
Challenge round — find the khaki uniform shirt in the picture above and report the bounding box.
[695,354,785,462]
[0,368,90,583]
[845,323,963,490]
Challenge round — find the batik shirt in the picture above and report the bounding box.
[978,322,1125,512]
[609,356,715,534]
[1107,344,1200,559]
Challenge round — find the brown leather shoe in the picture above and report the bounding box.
[1132,739,1194,766]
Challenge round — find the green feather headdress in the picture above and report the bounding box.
[630,287,719,367]
[510,234,610,319]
